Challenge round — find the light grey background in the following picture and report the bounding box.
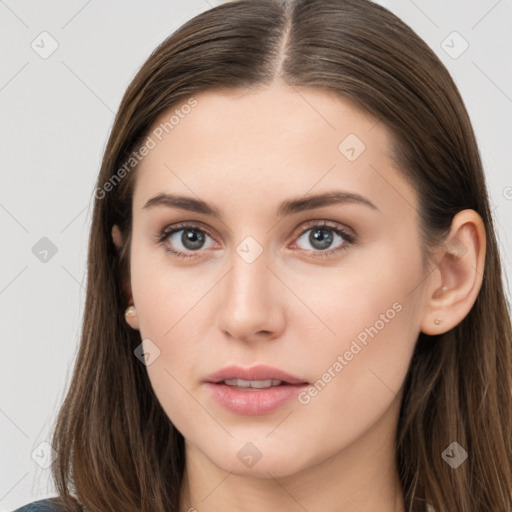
[1,0,511,510]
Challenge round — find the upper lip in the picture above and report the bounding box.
[204,364,309,385]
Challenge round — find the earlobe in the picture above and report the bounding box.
[124,305,140,330]
[420,209,486,335]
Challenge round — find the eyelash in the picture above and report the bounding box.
[156,221,356,260]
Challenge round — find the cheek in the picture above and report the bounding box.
[129,248,212,437]
[291,241,424,441]
[292,234,423,347]
[128,241,217,417]
[297,306,416,451]
[129,236,210,336]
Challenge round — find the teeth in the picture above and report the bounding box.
[223,378,283,388]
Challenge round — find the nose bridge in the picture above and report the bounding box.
[226,234,270,307]
[216,233,281,340]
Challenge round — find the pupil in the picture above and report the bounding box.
[310,228,333,250]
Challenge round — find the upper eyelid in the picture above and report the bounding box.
[161,221,215,240]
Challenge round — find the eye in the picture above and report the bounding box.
[157,223,216,259]
[292,222,355,258]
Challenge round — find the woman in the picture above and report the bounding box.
[15,0,512,510]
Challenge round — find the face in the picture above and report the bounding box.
[122,84,429,478]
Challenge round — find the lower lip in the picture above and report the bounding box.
[205,383,308,415]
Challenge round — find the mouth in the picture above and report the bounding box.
[203,365,309,415]
[203,364,309,387]
[221,378,292,390]
[213,378,308,391]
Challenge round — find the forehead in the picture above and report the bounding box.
[132,84,415,218]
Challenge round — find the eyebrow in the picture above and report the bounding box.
[142,190,378,217]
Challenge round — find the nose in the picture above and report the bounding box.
[216,243,286,343]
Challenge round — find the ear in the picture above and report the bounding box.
[112,224,123,250]
[112,224,139,330]
[420,209,486,335]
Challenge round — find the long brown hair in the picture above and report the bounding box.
[49,1,512,510]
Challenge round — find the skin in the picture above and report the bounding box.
[112,82,486,512]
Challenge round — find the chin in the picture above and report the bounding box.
[202,439,313,479]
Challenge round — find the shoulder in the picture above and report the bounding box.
[12,497,78,512]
